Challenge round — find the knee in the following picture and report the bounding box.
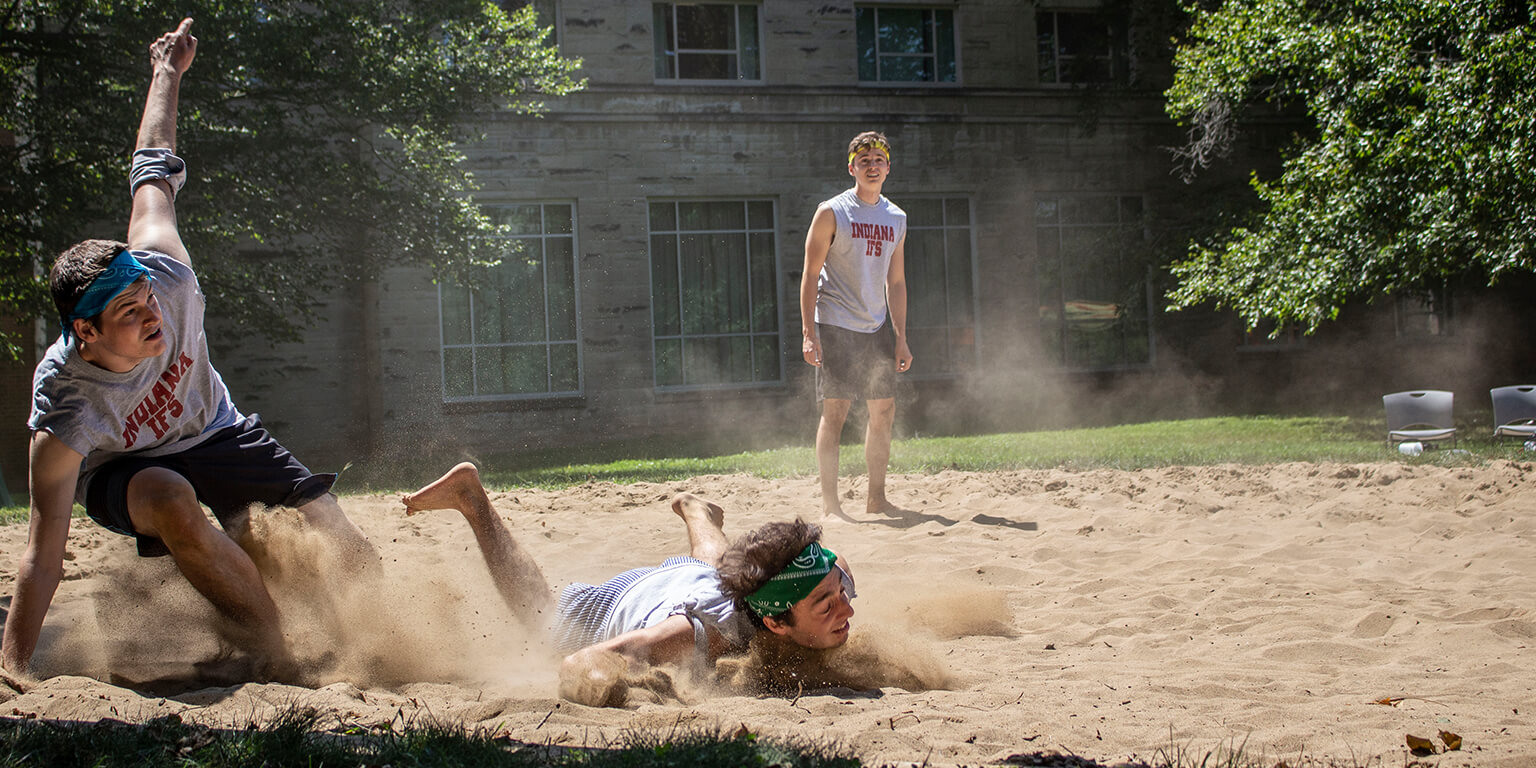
[126,469,206,538]
[867,399,896,421]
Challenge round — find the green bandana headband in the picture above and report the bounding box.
[744,542,837,617]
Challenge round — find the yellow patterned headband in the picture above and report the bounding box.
[848,141,891,164]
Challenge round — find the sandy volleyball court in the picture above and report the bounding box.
[2,461,1533,766]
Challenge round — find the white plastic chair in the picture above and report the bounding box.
[1490,385,1536,440]
[1383,390,1457,448]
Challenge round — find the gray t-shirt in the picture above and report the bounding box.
[30,250,243,498]
[814,188,907,333]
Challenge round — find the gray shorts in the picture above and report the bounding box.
[84,414,335,557]
[815,320,896,402]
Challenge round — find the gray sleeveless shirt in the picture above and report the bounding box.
[814,189,907,333]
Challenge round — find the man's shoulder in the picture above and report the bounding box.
[880,197,907,218]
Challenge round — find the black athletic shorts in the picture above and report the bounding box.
[815,320,897,402]
[84,414,336,557]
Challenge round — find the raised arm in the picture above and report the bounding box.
[800,204,837,367]
[1,433,85,676]
[127,18,197,265]
[886,233,912,372]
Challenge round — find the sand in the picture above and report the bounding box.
[2,461,1533,766]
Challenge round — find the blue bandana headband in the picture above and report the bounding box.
[63,250,152,339]
[744,542,838,617]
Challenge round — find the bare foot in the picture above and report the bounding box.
[867,496,904,517]
[402,462,483,516]
[821,499,853,522]
[671,492,725,529]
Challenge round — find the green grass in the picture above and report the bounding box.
[4,417,1529,516]
[445,415,1526,492]
[0,710,1393,768]
[0,711,858,768]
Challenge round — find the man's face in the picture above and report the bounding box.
[763,567,855,650]
[847,147,891,186]
[75,279,166,369]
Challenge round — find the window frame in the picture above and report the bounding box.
[437,200,583,403]
[855,4,961,86]
[1034,193,1156,372]
[1035,8,1120,87]
[653,1,764,85]
[647,197,785,392]
[900,194,980,378]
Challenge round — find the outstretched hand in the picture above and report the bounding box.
[150,18,197,75]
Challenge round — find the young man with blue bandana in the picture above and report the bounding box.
[1,19,374,682]
[401,463,857,707]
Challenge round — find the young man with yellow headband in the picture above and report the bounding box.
[2,19,375,682]
[800,130,913,519]
[401,463,857,707]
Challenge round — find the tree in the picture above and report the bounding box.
[1165,0,1536,331]
[1,0,582,356]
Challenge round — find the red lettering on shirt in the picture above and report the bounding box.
[120,354,194,449]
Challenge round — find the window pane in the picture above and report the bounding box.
[1061,196,1119,225]
[444,347,474,398]
[946,228,973,326]
[474,344,506,394]
[494,204,542,232]
[676,4,733,49]
[880,55,932,82]
[655,338,683,386]
[727,335,752,383]
[753,334,780,381]
[654,3,675,78]
[857,7,878,80]
[903,197,942,227]
[747,200,773,229]
[877,8,929,54]
[651,234,680,335]
[1035,198,1059,223]
[749,231,777,333]
[935,10,956,82]
[502,238,546,343]
[679,52,735,79]
[738,7,760,79]
[944,197,969,226]
[546,237,576,341]
[492,345,548,395]
[441,286,472,345]
[545,204,572,234]
[550,342,579,392]
[650,201,676,231]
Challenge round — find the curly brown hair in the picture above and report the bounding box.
[717,519,822,628]
[50,239,131,330]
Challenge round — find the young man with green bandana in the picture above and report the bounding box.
[2,19,374,682]
[401,462,857,707]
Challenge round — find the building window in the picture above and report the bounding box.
[649,200,781,389]
[653,2,761,81]
[439,203,580,400]
[856,5,958,83]
[903,196,976,375]
[1395,286,1452,338]
[1035,196,1152,369]
[501,0,560,47]
[1037,9,1121,85]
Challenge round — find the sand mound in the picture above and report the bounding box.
[2,461,1533,766]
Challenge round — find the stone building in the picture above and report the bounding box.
[3,1,1529,495]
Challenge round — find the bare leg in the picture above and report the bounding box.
[296,494,381,575]
[671,493,727,568]
[864,397,899,515]
[126,467,293,678]
[402,462,553,628]
[816,398,852,518]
